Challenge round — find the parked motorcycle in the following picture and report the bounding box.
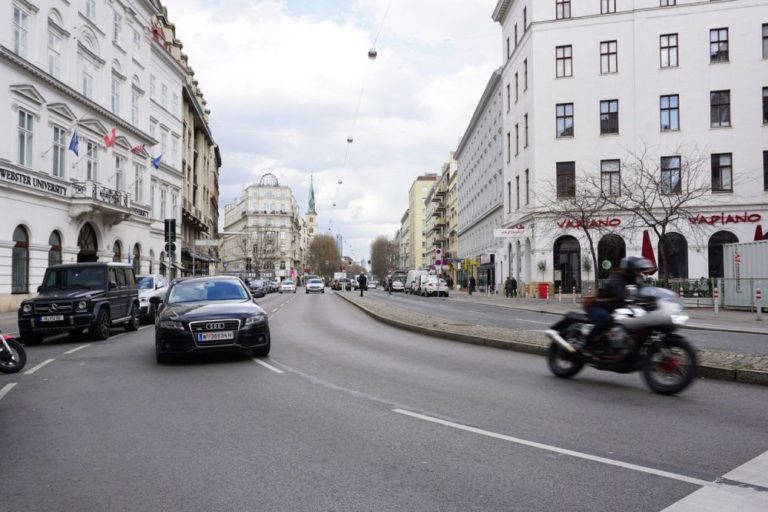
[545,286,698,395]
[0,330,27,374]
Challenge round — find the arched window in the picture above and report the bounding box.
[597,234,626,280]
[77,223,98,262]
[708,231,738,278]
[149,249,155,274]
[48,231,62,267]
[12,226,29,293]
[658,233,689,279]
[553,235,581,291]
[132,243,141,275]
[113,241,122,262]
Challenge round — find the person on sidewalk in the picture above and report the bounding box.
[504,277,512,298]
[511,276,518,298]
[357,273,368,297]
[469,275,476,295]
[387,275,393,295]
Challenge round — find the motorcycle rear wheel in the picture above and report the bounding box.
[642,336,697,395]
[0,338,27,374]
[547,341,585,378]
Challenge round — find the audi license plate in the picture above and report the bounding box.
[197,331,234,342]
[40,315,64,322]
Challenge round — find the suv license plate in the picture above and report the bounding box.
[40,315,64,322]
[197,331,234,342]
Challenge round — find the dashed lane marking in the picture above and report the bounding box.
[0,383,17,401]
[64,344,90,355]
[139,325,152,330]
[252,358,284,374]
[24,358,55,375]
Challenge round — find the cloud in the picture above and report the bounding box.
[162,0,499,261]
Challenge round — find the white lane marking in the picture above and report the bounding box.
[515,318,549,325]
[271,309,279,313]
[660,450,768,511]
[0,383,17,401]
[252,358,284,374]
[111,333,126,339]
[139,325,153,330]
[24,358,55,375]
[64,344,90,355]
[393,408,712,488]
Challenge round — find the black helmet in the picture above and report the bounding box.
[620,256,655,275]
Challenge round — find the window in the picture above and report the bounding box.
[172,92,179,111]
[172,192,178,220]
[556,103,574,137]
[515,176,520,209]
[600,99,619,134]
[515,123,519,155]
[763,87,768,124]
[506,37,510,60]
[161,84,168,108]
[12,225,29,294]
[525,169,529,205]
[556,162,576,198]
[87,142,98,181]
[13,6,29,58]
[660,94,680,131]
[131,89,140,125]
[556,0,571,20]
[661,156,681,194]
[134,163,143,202]
[660,34,678,68]
[52,126,66,177]
[660,0,676,5]
[48,31,62,78]
[160,187,167,219]
[710,28,729,63]
[161,130,168,155]
[601,160,621,196]
[514,72,519,102]
[150,75,156,99]
[150,180,157,217]
[115,155,124,191]
[172,137,179,165]
[506,83,510,112]
[710,90,731,128]
[506,132,511,163]
[17,109,33,167]
[524,59,528,90]
[764,151,768,191]
[81,62,93,98]
[524,113,529,147]
[523,7,527,30]
[86,0,96,18]
[556,45,573,77]
[113,11,122,44]
[763,24,768,59]
[711,153,733,192]
[111,76,121,115]
[133,28,141,51]
[601,0,616,14]
[600,41,618,73]
[48,231,62,267]
[514,24,518,47]
[507,182,511,213]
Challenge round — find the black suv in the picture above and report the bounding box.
[18,262,140,344]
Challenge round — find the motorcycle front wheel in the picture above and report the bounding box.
[642,335,698,395]
[0,338,27,374]
[547,341,584,378]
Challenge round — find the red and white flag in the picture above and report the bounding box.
[103,128,116,148]
[130,144,145,155]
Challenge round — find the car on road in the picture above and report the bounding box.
[279,279,297,293]
[390,280,405,292]
[137,274,169,322]
[406,270,428,294]
[335,278,352,291]
[152,275,270,363]
[18,262,140,344]
[420,276,449,297]
[249,279,267,298]
[305,278,325,294]
[369,280,378,289]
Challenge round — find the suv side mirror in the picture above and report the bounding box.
[109,281,118,290]
[149,296,163,305]
[37,285,43,293]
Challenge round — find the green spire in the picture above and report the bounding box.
[308,174,317,215]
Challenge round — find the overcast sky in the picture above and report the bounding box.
[162,0,499,263]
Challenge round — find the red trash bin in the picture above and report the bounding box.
[538,283,548,299]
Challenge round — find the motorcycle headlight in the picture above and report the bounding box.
[159,320,184,330]
[22,304,32,314]
[244,314,267,327]
[77,301,87,311]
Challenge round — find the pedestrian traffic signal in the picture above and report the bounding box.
[165,242,176,254]
[164,218,176,243]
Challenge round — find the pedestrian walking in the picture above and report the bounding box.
[504,277,512,298]
[469,275,476,295]
[511,276,518,298]
[388,275,393,295]
[358,272,368,297]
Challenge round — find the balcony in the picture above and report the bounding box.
[69,181,149,226]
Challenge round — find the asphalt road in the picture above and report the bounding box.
[1,290,767,511]
[361,289,768,356]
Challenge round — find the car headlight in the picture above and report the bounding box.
[77,301,87,311]
[244,314,267,327]
[22,304,32,314]
[159,320,184,330]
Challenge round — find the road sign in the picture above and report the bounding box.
[164,242,176,253]
[194,239,218,247]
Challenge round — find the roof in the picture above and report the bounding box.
[49,262,133,269]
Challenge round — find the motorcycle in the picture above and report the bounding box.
[0,330,27,374]
[544,286,698,395]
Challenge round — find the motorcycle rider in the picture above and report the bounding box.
[582,256,655,351]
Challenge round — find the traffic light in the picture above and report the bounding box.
[245,257,252,272]
[165,243,176,254]
[164,218,176,243]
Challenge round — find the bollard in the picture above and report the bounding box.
[713,287,719,317]
[678,287,684,299]
[572,286,576,304]
[757,288,763,322]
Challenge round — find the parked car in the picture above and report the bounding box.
[279,279,297,293]
[336,278,352,291]
[18,262,140,344]
[391,280,405,292]
[152,275,270,363]
[305,278,325,294]
[249,279,266,298]
[406,270,429,294]
[420,276,449,297]
[369,280,378,289]
[137,274,170,322]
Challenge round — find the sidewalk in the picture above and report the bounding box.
[336,292,768,387]
[446,291,768,336]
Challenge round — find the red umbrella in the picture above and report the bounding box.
[641,230,658,273]
[755,225,764,241]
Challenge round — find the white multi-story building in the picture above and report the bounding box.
[0,0,188,311]
[493,0,768,291]
[455,68,505,290]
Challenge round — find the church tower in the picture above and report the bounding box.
[306,174,318,239]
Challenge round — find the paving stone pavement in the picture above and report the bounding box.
[337,293,768,387]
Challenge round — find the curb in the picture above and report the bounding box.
[336,293,767,387]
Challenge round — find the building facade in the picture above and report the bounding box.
[406,174,437,270]
[398,209,410,269]
[493,0,768,292]
[0,0,188,311]
[446,154,459,286]
[424,158,452,276]
[455,68,504,290]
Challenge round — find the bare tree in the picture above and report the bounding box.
[308,234,341,279]
[370,236,399,280]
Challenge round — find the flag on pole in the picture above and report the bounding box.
[103,128,116,148]
[130,144,145,155]
[151,154,163,169]
[68,129,79,156]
